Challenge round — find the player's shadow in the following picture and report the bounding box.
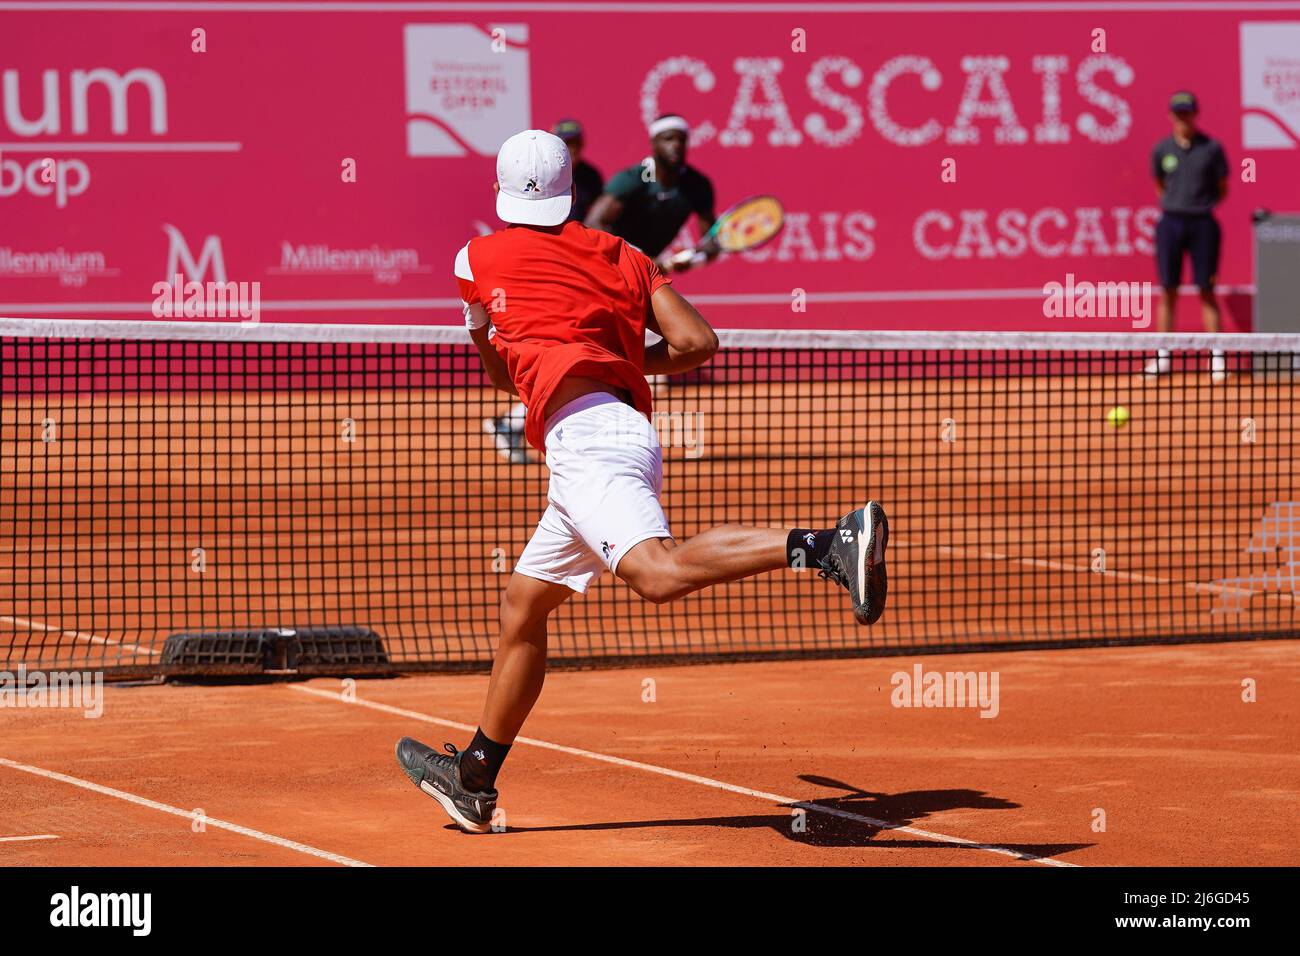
[498,774,1091,861]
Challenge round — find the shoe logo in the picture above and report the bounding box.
[840,529,854,542]
[473,749,487,763]
[601,540,616,559]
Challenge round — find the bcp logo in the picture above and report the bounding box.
[0,154,90,207]
[1,67,169,206]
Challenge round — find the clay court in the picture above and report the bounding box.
[2,331,1298,866]
[1,639,1296,867]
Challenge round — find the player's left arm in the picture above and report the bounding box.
[1215,143,1229,201]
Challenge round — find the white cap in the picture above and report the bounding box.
[495,129,572,226]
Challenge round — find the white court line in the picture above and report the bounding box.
[0,615,161,656]
[0,757,372,867]
[0,834,59,843]
[289,684,1077,867]
[891,537,1295,605]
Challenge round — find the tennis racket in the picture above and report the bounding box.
[669,194,785,269]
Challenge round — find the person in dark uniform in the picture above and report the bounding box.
[551,119,603,224]
[1148,91,1230,379]
[584,114,718,274]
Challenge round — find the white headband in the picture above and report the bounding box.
[649,115,690,137]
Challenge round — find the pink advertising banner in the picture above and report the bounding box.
[3,0,1300,331]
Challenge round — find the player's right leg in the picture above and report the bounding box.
[478,571,576,746]
[397,432,603,834]
[396,570,575,834]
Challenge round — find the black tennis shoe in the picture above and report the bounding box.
[395,737,498,834]
[818,501,889,625]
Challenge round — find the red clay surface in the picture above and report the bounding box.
[2,639,1296,867]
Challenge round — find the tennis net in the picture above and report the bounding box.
[2,318,1297,677]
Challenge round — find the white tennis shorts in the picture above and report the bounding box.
[515,392,672,592]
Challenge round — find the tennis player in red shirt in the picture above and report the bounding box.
[396,130,888,833]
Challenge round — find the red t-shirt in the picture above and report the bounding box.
[455,221,668,451]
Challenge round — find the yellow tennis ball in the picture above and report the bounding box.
[1107,406,1130,428]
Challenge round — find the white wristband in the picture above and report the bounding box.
[464,301,490,331]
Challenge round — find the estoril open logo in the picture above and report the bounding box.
[50,886,151,936]
[1240,22,1300,148]
[403,24,531,157]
